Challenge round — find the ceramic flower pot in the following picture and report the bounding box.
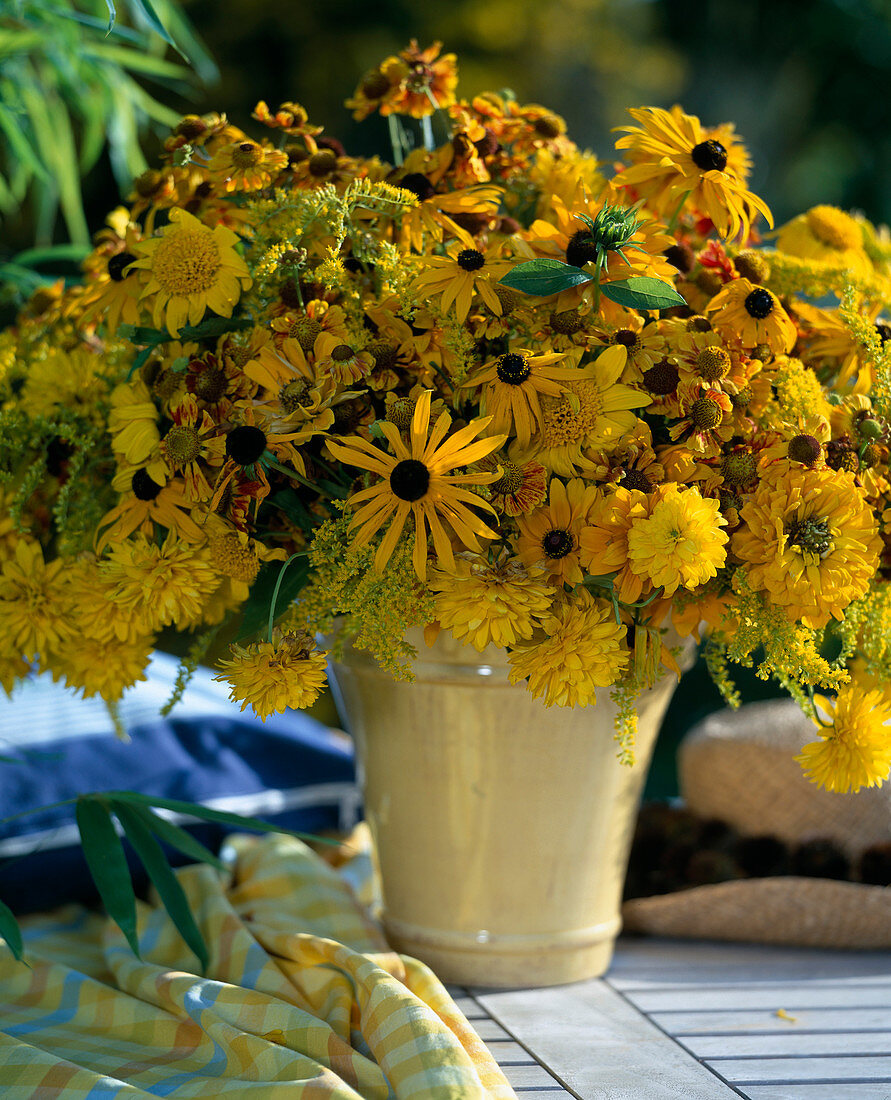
[327,628,691,988]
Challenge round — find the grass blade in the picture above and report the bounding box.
[126,0,189,62]
[114,802,209,971]
[75,797,139,957]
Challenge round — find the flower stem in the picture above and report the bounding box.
[268,551,309,645]
[666,190,692,234]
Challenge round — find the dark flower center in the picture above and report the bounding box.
[191,365,227,403]
[613,329,640,348]
[542,528,574,559]
[107,251,136,282]
[308,150,338,177]
[744,288,774,319]
[496,352,531,385]
[399,172,436,202]
[456,248,486,271]
[565,230,599,268]
[132,468,163,500]
[390,458,430,502]
[691,139,728,172]
[619,468,651,492]
[331,344,355,362]
[876,322,891,344]
[226,425,267,466]
[642,358,680,395]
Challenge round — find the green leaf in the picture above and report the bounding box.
[499,258,593,297]
[0,896,25,963]
[0,102,49,182]
[83,42,188,82]
[236,556,310,642]
[14,244,90,266]
[105,790,338,847]
[113,802,209,971]
[119,802,226,871]
[105,0,117,34]
[599,277,686,312]
[126,0,190,63]
[75,797,140,957]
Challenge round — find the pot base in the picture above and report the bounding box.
[383,913,620,987]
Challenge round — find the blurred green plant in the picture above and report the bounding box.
[0,0,217,253]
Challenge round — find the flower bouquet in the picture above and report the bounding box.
[3,39,891,980]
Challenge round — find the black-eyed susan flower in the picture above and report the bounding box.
[327,390,505,580]
[96,468,204,551]
[516,476,599,586]
[706,278,797,354]
[733,463,881,629]
[613,105,773,241]
[507,589,629,707]
[128,208,251,336]
[461,347,587,449]
[428,551,555,651]
[626,483,728,596]
[214,632,329,721]
[412,226,512,323]
[796,684,891,793]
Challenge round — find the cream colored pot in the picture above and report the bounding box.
[328,628,688,987]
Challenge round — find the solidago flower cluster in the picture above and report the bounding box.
[3,42,891,794]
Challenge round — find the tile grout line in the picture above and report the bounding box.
[603,976,752,1100]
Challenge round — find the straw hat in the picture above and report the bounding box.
[620,700,891,948]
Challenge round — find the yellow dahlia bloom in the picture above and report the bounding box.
[214,633,329,720]
[796,686,891,793]
[0,537,72,660]
[507,589,629,707]
[775,205,872,278]
[517,476,599,586]
[613,105,773,241]
[626,484,728,596]
[733,464,881,629]
[706,278,796,353]
[129,208,251,336]
[579,486,649,603]
[429,553,554,651]
[101,533,221,633]
[19,346,107,422]
[48,634,153,703]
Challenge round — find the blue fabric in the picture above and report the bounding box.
[0,653,358,913]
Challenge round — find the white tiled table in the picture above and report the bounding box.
[452,937,891,1099]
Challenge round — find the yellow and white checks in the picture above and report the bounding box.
[0,834,516,1099]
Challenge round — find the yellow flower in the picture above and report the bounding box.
[507,589,629,707]
[411,226,512,323]
[214,633,329,720]
[461,348,585,448]
[529,346,650,475]
[613,105,773,241]
[516,477,599,586]
[48,634,153,703]
[0,538,72,661]
[96,468,204,552]
[327,390,505,581]
[580,486,650,603]
[207,140,288,192]
[706,278,796,353]
[733,463,881,629]
[19,346,107,422]
[129,208,251,336]
[796,686,891,793]
[626,484,728,596]
[101,533,221,633]
[776,205,872,278]
[429,552,555,651]
[478,455,548,516]
[108,380,163,468]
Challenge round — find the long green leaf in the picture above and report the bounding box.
[105,790,338,847]
[43,87,90,245]
[0,897,25,964]
[114,803,209,971]
[146,0,217,83]
[84,42,188,80]
[0,102,49,182]
[75,797,140,957]
[499,258,593,297]
[599,276,687,311]
[105,0,117,34]
[126,0,189,62]
[118,802,226,871]
[14,244,91,266]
